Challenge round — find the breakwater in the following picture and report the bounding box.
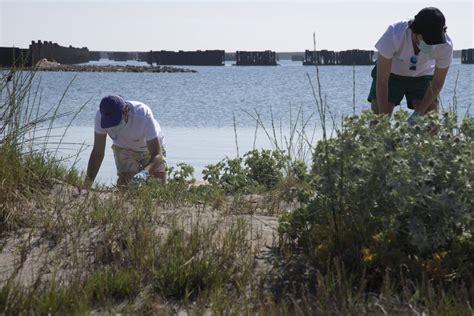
[30,41,89,65]
[0,47,30,67]
[0,41,88,67]
[112,52,129,61]
[89,51,140,62]
[461,49,474,64]
[235,51,277,66]
[147,50,225,66]
[89,51,101,61]
[32,60,196,73]
[5,39,469,70]
[303,49,375,65]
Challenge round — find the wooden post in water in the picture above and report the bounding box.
[303,49,375,65]
[461,49,474,64]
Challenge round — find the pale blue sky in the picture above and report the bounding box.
[1,0,473,52]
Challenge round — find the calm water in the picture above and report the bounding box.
[7,59,474,185]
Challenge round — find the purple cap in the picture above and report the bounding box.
[99,95,125,128]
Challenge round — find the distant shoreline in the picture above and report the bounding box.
[0,62,197,73]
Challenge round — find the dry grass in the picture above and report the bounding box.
[2,67,472,315]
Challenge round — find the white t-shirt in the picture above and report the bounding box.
[375,20,453,77]
[95,100,165,152]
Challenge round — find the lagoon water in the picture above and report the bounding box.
[12,59,474,185]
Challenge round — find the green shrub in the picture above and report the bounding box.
[244,149,287,189]
[203,157,256,193]
[279,110,474,288]
[203,149,291,193]
[167,162,195,185]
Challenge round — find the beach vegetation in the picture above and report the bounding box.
[1,65,473,314]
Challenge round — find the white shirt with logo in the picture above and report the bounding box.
[95,100,165,152]
[375,20,453,77]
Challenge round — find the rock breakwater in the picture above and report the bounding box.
[2,59,197,73]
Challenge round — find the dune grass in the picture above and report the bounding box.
[1,65,473,314]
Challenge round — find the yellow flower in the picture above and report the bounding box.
[433,251,448,263]
[361,247,375,263]
[371,232,384,242]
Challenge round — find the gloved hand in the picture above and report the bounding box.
[407,111,421,126]
[132,170,149,183]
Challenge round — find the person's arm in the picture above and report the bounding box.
[86,132,107,186]
[416,66,449,115]
[375,54,393,115]
[143,137,166,183]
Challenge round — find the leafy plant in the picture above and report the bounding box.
[167,162,195,184]
[279,110,474,288]
[244,149,288,190]
[203,157,256,193]
[202,149,294,194]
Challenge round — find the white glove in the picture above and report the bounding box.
[132,170,149,183]
[407,111,421,126]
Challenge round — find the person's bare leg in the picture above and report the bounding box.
[149,160,167,184]
[371,99,396,115]
[409,99,440,133]
[410,99,438,115]
[424,100,439,134]
[370,99,396,127]
[371,99,379,114]
[117,172,135,186]
[425,101,438,114]
[150,171,167,184]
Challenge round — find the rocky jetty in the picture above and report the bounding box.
[27,58,197,73]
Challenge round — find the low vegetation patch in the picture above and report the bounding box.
[277,110,474,312]
[1,68,473,314]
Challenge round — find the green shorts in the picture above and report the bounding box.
[367,66,434,109]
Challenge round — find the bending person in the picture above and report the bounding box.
[368,7,453,124]
[86,95,167,186]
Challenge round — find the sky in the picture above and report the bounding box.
[1,0,473,52]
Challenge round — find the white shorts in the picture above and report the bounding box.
[112,145,167,175]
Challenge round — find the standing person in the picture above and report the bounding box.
[86,95,167,186]
[368,7,453,124]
